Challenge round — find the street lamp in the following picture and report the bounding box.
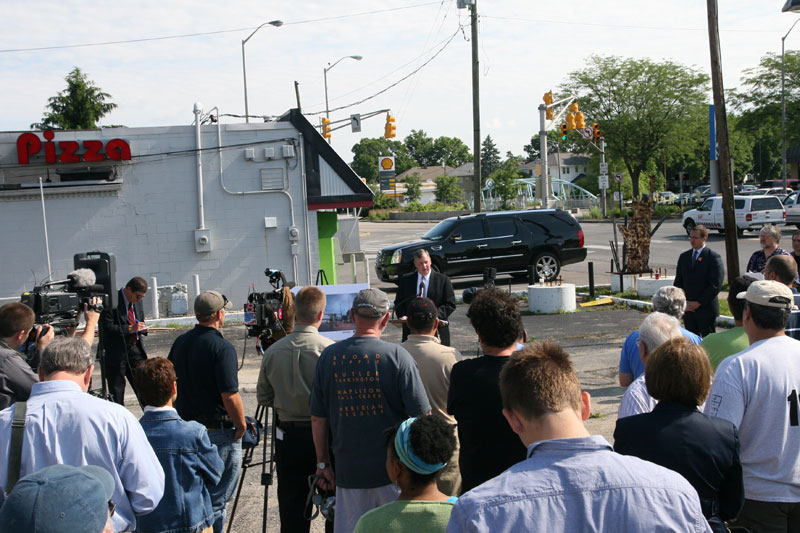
[323,55,362,142]
[241,19,283,123]
[782,2,800,193]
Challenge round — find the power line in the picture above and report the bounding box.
[0,2,442,53]
[304,27,461,116]
[481,14,778,33]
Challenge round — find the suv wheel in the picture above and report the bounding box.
[533,252,560,281]
[684,219,696,235]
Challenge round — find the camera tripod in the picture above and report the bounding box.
[226,404,276,533]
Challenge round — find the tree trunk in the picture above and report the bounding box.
[618,194,652,274]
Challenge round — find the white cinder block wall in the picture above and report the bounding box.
[0,122,321,310]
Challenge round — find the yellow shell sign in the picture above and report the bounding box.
[379,156,395,171]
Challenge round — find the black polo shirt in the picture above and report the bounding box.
[168,324,238,421]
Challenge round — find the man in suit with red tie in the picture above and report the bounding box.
[100,276,149,404]
[674,225,725,337]
[394,249,456,346]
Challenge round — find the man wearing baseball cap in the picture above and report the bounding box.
[705,280,800,530]
[310,288,431,533]
[0,464,115,532]
[168,290,244,533]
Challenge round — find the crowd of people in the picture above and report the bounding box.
[0,229,799,532]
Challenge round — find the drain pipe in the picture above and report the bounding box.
[193,102,206,230]
[297,134,313,285]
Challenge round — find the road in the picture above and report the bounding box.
[360,218,775,291]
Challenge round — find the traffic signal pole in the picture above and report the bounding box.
[538,104,549,206]
[470,0,482,213]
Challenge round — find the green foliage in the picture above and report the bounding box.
[403,129,472,167]
[489,159,524,209]
[403,201,467,212]
[561,56,709,197]
[523,131,582,162]
[32,67,117,130]
[404,173,423,203]
[587,207,603,219]
[365,210,391,220]
[481,135,501,178]
[350,138,415,183]
[434,175,463,204]
[653,204,681,217]
[434,136,472,167]
[371,191,401,209]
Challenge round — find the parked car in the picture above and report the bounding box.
[654,191,677,204]
[782,190,800,228]
[682,195,786,237]
[375,209,587,283]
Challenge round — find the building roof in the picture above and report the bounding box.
[396,165,456,182]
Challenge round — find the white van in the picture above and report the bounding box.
[682,195,785,237]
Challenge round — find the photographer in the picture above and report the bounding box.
[0,302,53,410]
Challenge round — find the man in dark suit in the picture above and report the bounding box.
[394,249,456,346]
[674,224,725,337]
[100,276,148,404]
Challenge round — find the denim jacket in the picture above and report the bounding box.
[135,408,224,533]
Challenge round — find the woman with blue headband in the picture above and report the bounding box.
[353,415,457,533]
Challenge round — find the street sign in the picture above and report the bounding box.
[599,162,608,174]
[485,178,495,190]
[615,172,624,183]
[598,175,609,189]
[614,191,622,201]
[580,127,593,140]
[378,156,395,172]
[350,114,361,133]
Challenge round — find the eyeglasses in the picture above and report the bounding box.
[108,500,116,517]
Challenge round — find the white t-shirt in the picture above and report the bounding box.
[617,375,656,419]
[705,335,800,502]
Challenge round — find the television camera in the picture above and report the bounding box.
[21,268,108,331]
[244,268,295,351]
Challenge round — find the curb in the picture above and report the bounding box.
[597,295,735,328]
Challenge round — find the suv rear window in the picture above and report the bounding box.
[752,198,783,211]
[734,199,745,209]
[487,217,517,238]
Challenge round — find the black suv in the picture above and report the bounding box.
[375,209,587,283]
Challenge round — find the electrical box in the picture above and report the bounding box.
[244,148,255,161]
[264,147,275,159]
[282,144,295,159]
[195,228,212,252]
[288,226,300,242]
[264,217,278,229]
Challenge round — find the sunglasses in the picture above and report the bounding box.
[108,500,116,517]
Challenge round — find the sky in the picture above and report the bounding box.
[1,1,796,165]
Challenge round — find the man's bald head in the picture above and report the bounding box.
[765,255,798,287]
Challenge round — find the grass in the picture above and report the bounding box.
[589,411,604,419]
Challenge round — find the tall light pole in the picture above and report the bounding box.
[241,19,283,123]
[781,1,800,193]
[323,55,362,143]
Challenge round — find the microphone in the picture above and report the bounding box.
[67,268,97,289]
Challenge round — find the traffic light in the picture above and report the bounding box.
[560,123,568,141]
[566,113,576,130]
[592,122,602,141]
[568,101,580,113]
[575,112,585,130]
[321,117,331,139]
[543,91,554,120]
[384,114,396,138]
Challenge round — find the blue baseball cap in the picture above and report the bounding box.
[0,464,115,532]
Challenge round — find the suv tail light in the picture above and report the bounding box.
[784,210,787,219]
[746,213,752,221]
[578,229,585,248]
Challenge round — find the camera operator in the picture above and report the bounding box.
[0,302,54,410]
[100,276,149,405]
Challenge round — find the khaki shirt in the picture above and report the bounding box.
[256,324,334,422]
[401,334,461,425]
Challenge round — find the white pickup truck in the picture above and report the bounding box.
[682,195,785,237]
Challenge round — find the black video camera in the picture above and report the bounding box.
[244,268,294,350]
[462,267,497,305]
[21,271,106,329]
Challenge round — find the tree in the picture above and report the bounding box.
[404,130,437,166]
[432,136,472,168]
[350,137,415,183]
[730,51,800,183]
[561,56,709,197]
[434,175,463,204]
[31,67,117,130]
[481,135,501,178]
[522,131,582,162]
[404,173,422,203]
[489,158,523,209]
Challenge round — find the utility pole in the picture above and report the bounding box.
[706,0,739,282]
[470,0,482,212]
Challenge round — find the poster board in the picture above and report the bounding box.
[291,283,370,341]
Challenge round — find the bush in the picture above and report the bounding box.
[587,207,603,219]
[372,192,400,210]
[653,204,681,217]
